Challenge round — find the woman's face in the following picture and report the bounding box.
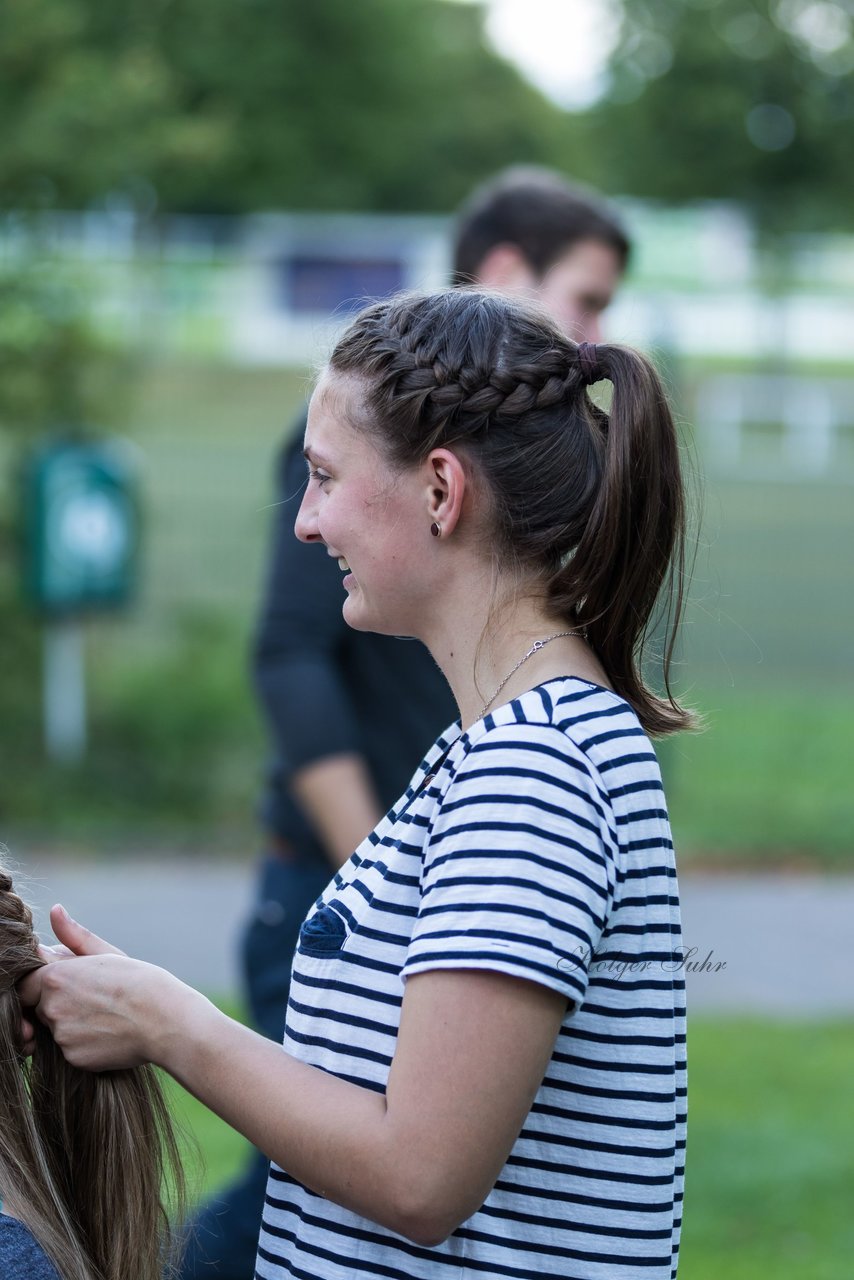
[295,370,437,637]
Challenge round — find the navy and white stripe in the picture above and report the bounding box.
[257,677,686,1279]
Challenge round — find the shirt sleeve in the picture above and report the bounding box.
[252,423,363,772]
[401,722,618,1010]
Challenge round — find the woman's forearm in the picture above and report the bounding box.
[23,912,540,1249]
[156,984,432,1241]
[21,913,438,1240]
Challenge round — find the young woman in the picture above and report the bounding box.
[20,288,693,1280]
[0,866,184,1280]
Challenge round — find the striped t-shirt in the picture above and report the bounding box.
[257,677,687,1280]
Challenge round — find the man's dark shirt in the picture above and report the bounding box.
[253,413,457,862]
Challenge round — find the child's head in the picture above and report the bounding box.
[0,866,184,1280]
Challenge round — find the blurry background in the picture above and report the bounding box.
[1,1,852,1275]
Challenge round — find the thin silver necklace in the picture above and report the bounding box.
[476,631,582,723]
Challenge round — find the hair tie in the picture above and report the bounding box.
[577,342,604,386]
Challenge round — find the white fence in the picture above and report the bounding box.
[3,205,854,369]
[695,374,854,481]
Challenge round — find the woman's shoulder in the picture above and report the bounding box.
[469,677,644,752]
[459,676,657,790]
[0,1214,63,1280]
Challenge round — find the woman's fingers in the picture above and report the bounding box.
[49,904,126,958]
[18,940,80,1006]
[19,1014,37,1058]
[17,909,127,1040]
[39,942,76,961]
[27,954,136,1069]
[23,953,180,1071]
[17,965,45,1010]
[15,904,183,1072]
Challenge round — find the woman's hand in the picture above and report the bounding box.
[17,905,189,1071]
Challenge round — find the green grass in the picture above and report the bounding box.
[666,686,854,865]
[169,1085,250,1209]
[125,358,309,633]
[168,1011,854,1279]
[165,998,251,1206]
[679,1019,854,1280]
[683,476,854,684]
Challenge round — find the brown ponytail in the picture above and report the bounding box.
[329,289,695,737]
[0,865,185,1280]
[546,343,694,735]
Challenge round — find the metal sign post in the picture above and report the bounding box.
[23,438,140,764]
[43,620,86,763]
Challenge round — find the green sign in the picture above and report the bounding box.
[23,439,139,615]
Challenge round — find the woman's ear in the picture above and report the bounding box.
[425,449,467,536]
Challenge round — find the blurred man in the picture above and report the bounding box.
[180,167,631,1279]
[452,166,628,341]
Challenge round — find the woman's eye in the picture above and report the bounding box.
[309,469,331,488]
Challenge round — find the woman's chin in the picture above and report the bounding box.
[342,591,408,637]
[342,590,370,632]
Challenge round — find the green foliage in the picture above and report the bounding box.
[5,0,854,230]
[0,0,231,210]
[585,0,854,233]
[0,256,128,436]
[0,561,43,759]
[0,610,263,839]
[0,0,573,216]
[88,610,261,821]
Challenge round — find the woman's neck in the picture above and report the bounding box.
[421,571,609,730]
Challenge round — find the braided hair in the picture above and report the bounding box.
[0,866,185,1280]
[329,289,694,736]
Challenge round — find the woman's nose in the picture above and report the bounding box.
[294,486,322,543]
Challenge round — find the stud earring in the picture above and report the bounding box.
[430,521,441,538]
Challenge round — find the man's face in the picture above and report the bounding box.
[477,236,623,342]
[533,238,623,343]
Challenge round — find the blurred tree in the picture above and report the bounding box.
[0,262,126,436]
[583,0,854,234]
[156,0,580,212]
[0,0,578,215]
[0,0,219,210]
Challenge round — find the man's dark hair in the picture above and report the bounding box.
[451,166,631,286]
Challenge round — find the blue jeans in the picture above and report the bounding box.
[177,853,332,1279]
